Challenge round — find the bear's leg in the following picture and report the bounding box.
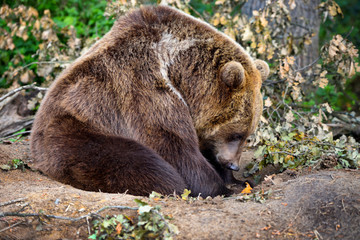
[31,116,186,196]
[142,129,232,198]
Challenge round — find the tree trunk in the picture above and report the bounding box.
[242,0,321,69]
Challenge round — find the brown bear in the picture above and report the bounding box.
[30,5,269,197]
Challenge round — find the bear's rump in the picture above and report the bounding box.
[31,115,187,196]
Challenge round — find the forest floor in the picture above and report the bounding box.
[0,139,359,240]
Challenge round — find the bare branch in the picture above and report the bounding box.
[0,84,47,103]
[0,198,27,208]
[9,61,71,78]
[294,56,320,72]
[0,131,32,142]
[0,205,138,222]
[0,221,24,233]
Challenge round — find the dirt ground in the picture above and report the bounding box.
[0,139,359,240]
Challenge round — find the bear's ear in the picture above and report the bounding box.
[254,59,270,82]
[220,61,245,89]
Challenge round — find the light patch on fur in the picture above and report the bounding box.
[152,32,197,105]
[161,5,253,61]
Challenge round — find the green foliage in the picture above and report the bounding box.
[0,158,27,171]
[0,1,114,88]
[89,199,178,240]
[6,128,27,142]
[233,189,272,204]
[1,0,359,174]
[251,125,359,172]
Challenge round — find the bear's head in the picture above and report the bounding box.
[197,58,269,171]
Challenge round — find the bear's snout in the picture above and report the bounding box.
[226,162,240,171]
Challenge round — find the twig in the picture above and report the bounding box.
[0,205,138,222]
[0,198,27,208]
[281,207,302,234]
[86,216,91,235]
[314,229,323,240]
[294,56,320,72]
[0,221,24,233]
[153,209,174,235]
[341,198,347,213]
[9,60,71,78]
[0,130,32,141]
[268,151,303,157]
[0,83,47,103]
[343,26,354,41]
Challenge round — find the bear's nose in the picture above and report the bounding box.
[226,162,240,171]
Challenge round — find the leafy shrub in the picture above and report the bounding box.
[89,199,178,240]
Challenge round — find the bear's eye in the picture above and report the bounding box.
[227,133,243,142]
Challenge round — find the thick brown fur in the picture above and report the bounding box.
[31,5,268,197]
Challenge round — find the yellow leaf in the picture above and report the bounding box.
[181,189,191,200]
[241,182,252,194]
[220,16,227,25]
[329,5,337,16]
[250,41,257,49]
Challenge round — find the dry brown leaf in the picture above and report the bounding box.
[264,98,272,107]
[319,77,328,88]
[285,111,295,123]
[329,44,338,58]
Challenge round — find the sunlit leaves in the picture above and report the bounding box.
[321,34,360,81]
[0,4,84,87]
[318,0,343,21]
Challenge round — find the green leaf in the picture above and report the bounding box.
[0,164,11,171]
[254,145,266,158]
[88,234,97,239]
[138,205,152,214]
[149,191,163,200]
[134,199,148,207]
[273,153,279,164]
[102,219,113,228]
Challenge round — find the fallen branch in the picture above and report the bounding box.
[0,221,24,233]
[0,83,47,103]
[0,198,27,208]
[0,130,32,142]
[0,205,138,222]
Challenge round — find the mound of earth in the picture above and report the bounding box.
[0,140,359,239]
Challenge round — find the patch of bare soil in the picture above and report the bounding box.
[0,140,359,239]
